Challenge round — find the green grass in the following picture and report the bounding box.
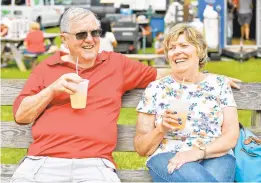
[204,58,261,82]
[1,27,261,170]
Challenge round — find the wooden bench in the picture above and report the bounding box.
[1,79,261,182]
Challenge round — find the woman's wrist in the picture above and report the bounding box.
[192,148,206,160]
[155,124,167,135]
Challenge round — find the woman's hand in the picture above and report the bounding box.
[157,109,182,133]
[167,149,203,174]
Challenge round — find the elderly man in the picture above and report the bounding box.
[11,7,240,183]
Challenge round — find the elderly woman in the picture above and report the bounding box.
[134,23,239,182]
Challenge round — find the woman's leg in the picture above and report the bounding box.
[147,152,218,182]
[200,154,236,182]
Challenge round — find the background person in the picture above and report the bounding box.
[23,22,49,54]
[154,31,167,65]
[1,18,11,67]
[164,0,183,34]
[134,23,239,182]
[0,22,9,37]
[236,0,253,42]
[99,19,117,53]
[227,0,236,44]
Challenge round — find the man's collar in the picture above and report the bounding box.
[47,51,110,66]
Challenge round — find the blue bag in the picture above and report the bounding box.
[233,123,261,182]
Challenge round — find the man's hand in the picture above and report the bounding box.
[226,77,242,89]
[49,73,84,96]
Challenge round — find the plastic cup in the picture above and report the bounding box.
[69,79,89,109]
[168,99,190,130]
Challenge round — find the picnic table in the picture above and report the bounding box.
[124,54,167,66]
[1,33,60,72]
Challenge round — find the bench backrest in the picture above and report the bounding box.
[1,79,261,182]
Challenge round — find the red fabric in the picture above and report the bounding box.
[233,0,239,6]
[25,30,45,53]
[13,51,157,167]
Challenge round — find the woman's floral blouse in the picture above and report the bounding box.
[136,74,237,159]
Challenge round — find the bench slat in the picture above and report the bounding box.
[2,79,261,110]
[0,122,137,151]
[1,121,261,149]
[0,164,152,182]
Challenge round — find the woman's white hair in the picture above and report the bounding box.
[60,7,100,33]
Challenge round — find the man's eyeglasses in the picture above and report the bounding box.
[64,29,102,40]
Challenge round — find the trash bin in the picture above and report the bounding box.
[150,15,165,38]
[198,0,225,49]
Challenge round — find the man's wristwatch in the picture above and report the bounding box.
[199,145,207,159]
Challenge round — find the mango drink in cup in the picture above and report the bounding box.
[168,99,190,130]
[70,79,89,109]
[69,57,89,109]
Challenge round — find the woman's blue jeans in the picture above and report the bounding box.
[146,152,236,182]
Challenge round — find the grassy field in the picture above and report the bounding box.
[1,27,261,170]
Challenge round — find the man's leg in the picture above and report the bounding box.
[72,158,121,183]
[11,156,72,183]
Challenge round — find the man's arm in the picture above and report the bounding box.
[15,73,83,124]
[156,69,242,89]
[15,86,55,124]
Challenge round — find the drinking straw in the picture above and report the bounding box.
[180,77,185,97]
[76,57,79,75]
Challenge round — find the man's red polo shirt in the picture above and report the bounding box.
[13,51,157,166]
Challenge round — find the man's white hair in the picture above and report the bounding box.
[60,7,100,33]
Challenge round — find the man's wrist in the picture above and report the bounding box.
[45,84,56,99]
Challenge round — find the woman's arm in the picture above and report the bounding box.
[134,112,164,156]
[167,107,239,173]
[203,106,239,158]
[135,110,180,156]
[156,71,241,89]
